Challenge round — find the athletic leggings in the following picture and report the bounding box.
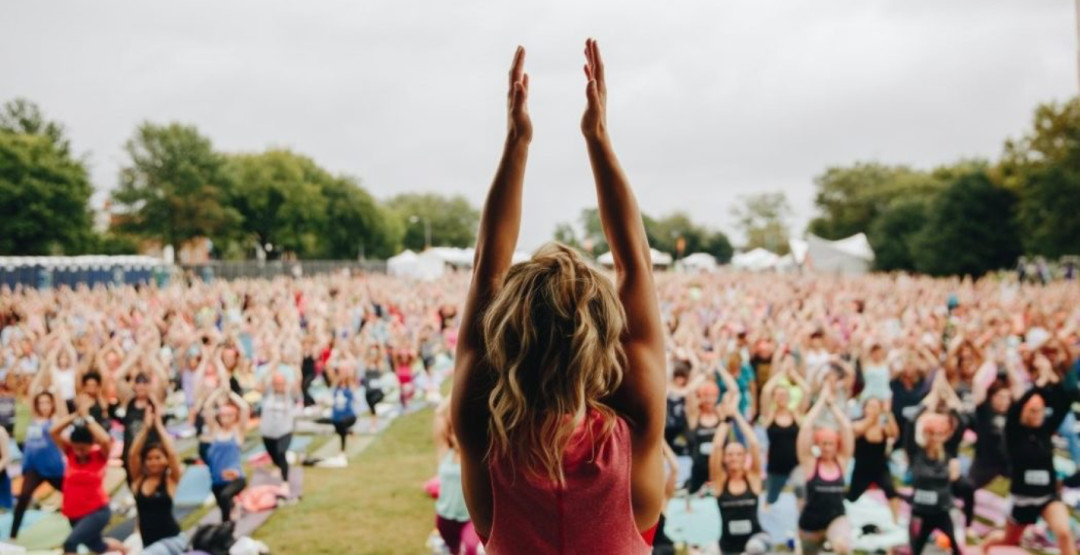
[435,515,480,555]
[845,465,897,502]
[951,476,975,527]
[212,477,247,521]
[11,471,63,538]
[263,434,292,481]
[909,512,961,555]
[317,416,358,451]
[64,505,111,553]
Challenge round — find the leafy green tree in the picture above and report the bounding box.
[868,197,929,272]
[385,193,479,251]
[731,192,791,254]
[226,150,329,258]
[319,176,402,259]
[0,99,94,255]
[703,231,734,263]
[0,132,94,255]
[911,171,1021,277]
[808,163,942,240]
[0,98,72,155]
[999,97,1080,257]
[112,122,240,252]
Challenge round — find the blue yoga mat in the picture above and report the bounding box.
[175,465,212,507]
[0,510,43,538]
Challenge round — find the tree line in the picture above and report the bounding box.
[808,97,1078,276]
[2,95,1076,275]
[0,99,478,259]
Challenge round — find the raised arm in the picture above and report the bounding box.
[581,39,666,436]
[450,47,531,448]
[50,412,78,451]
[733,410,761,479]
[797,393,829,464]
[831,399,855,461]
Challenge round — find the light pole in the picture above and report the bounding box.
[409,215,431,250]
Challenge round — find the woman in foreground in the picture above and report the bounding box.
[451,40,666,554]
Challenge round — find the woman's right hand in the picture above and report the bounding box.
[506,46,532,144]
[581,38,607,141]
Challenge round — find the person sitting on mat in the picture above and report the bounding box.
[904,411,962,555]
[203,388,249,522]
[710,396,771,555]
[796,387,853,555]
[129,399,187,555]
[451,40,666,554]
[981,352,1076,555]
[52,395,126,555]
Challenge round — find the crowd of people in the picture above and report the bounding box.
[1,266,1078,555]
[647,272,1080,554]
[0,273,464,554]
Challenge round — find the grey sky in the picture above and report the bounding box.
[3,1,1076,251]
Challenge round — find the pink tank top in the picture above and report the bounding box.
[483,410,651,555]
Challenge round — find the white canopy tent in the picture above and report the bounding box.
[804,233,875,275]
[679,252,718,272]
[596,248,673,268]
[730,248,780,272]
[387,250,446,280]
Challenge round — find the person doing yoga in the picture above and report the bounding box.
[981,352,1076,555]
[904,411,962,555]
[451,40,666,554]
[709,396,770,555]
[796,387,853,555]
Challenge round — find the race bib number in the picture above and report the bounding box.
[25,426,41,440]
[699,442,713,456]
[913,489,938,505]
[1024,470,1050,486]
[728,520,752,535]
[334,394,347,410]
[902,406,920,419]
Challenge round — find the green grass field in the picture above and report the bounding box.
[255,405,438,555]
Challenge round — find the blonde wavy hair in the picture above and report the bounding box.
[482,242,627,485]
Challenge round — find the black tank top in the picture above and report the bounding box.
[691,417,719,462]
[666,395,687,431]
[910,450,952,516]
[766,419,799,475]
[853,434,887,470]
[717,479,762,552]
[801,460,846,527]
[136,478,181,546]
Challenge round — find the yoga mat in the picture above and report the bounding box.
[846,491,908,551]
[0,511,43,539]
[175,465,212,507]
[12,512,69,551]
[661,497,720,546]
[759,492,800,543]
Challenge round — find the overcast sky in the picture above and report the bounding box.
[3,1,1076,250]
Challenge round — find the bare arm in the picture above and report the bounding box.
[449,47,533,538]
[582,39,666,438]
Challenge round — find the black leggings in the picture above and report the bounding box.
[846,463,897,502]
[212,477,247,521]
[263,434,292,481]
[910,511,961,555]
[318,416,357,451]
[11,470,63,538]
[951,476,975,527]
